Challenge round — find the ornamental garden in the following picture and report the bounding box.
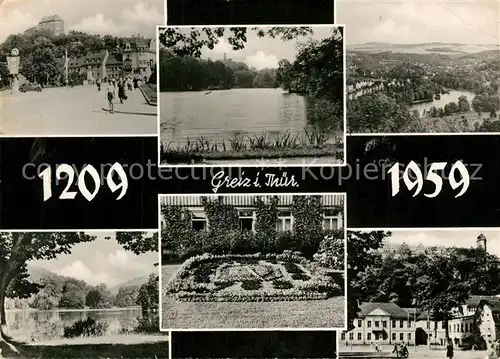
[160,194,346,329]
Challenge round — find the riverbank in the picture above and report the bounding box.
[1,334,169,358]
[160,146,343,164]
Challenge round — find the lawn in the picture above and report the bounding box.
[0,334,169,358]
[160,253,346,329]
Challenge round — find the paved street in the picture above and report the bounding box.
[0,85,157,135]
[339,345,491,359]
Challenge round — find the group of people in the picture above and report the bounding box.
[96,76,140,114]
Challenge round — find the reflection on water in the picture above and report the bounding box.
[160,88,341,144]
[409,90,476,117]
[6,308,157,342]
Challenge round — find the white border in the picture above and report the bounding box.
[157,192,348,332]
[155,24,347,168]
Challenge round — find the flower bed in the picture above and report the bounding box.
[166,251,342,302]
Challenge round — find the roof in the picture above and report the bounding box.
[40,15,63,23]
[358,302,410,319]
[466,295,500,306]
[106,54,123,66]
[68,50,108,67]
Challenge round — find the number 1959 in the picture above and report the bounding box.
[38,163,129,202]
[388,161,470,198]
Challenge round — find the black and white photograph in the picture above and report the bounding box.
[338,1,500,133]
[341,229,500,359]
[158,25,345,166]
[0,231,167,358]
[0,0,163,135]
[171,331,338,358]
[159,194,346,330]
[166,0,335,26]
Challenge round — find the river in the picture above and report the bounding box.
[5,307,157,342]
[159,88,340,145]
[409,90,476,117]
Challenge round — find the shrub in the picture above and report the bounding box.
[133,316,160,333]
[241,279,263,290]
[314,231,345,270]
[291,273,311,281]
[254,197,279,252]
[291,196,324,258]
[284,262,304,274]
[63,318,109,338]
[215,281,235,290]
[272,280,294,290]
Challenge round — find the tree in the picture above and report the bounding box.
[86,284,113,309]
[0,232,94,344]
[58,278,87,309]
[136,274,159,312]
[346,231,390,330]
[115,286,140,307]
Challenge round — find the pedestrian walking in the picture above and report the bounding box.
[446,338,454,359]
[133,77,138,89]
[106,80,115,114]
[117,79,126,104]
[96,78,101,91]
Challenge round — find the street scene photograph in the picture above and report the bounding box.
[341,229,500,359]
[160,194,346,329]
[166,0,335,26]
[337,1,500,133]
[0,231,167,358]
[158,25,345,166]
[171,331,337,358]
[0,0,163,135]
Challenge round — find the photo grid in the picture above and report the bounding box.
[0,0,499,358]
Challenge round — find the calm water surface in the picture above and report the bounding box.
[160,88,326,144]
[409,90,476,117]
[6,308,156,342]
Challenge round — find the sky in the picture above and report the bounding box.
[29,232,158,288]
[336,0,499,45]
[0,0,165,43]
[386,229,500,257]
[175,26,337,71]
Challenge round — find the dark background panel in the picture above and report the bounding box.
[166,0,335,25]
[345,135,500,228]
[0,137,158,230]
[171,331,337,358]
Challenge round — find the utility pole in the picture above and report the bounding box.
[64,48,69,85]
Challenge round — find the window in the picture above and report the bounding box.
[375,333,380,341]
[400,333,404,341]
[461,324,464,332]
[383,321,387,328]
[449,325,452,333]
[358,333,362,340]
[392,320,396,328]
[322,209,340,230]
[400,320,404,328]
[392,333,396,341]
[465,323,468,332]
[238,210,254,231]
[408,333,412,341]
[191,210,207,231]
[277,210,293,231]
[349,332,353,340]
[358,320,362,327]
[367,321,371,328]
[341,333,345,341]
[442,322,446,329]
[375,321,379,328]
[367,333,371,341]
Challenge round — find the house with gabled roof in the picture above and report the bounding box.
[476,298,500,348]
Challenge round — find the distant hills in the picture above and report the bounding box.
[347,42,499,55]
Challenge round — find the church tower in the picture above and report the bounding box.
[477,233,487,252]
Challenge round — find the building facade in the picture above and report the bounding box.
[122,37,156,79]
[160,194,344,232]
[476,299,500,347]
[24,15,64,37]
[341,302,416,345]
[68,50,109,81]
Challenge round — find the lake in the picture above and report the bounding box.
[6,307,157,342]
[160,88,341,145]
[409,90,477,117]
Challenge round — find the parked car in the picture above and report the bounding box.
[20,83,42,92]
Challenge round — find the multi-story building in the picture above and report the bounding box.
[476,298,500,348]
[68,50,109,81]
[160,194,344,232]
[24,15,64,37]
[341,302,417,345]
[122,36,156,79]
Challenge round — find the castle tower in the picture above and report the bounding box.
[477,233,487,252]
[223,53,227,61]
